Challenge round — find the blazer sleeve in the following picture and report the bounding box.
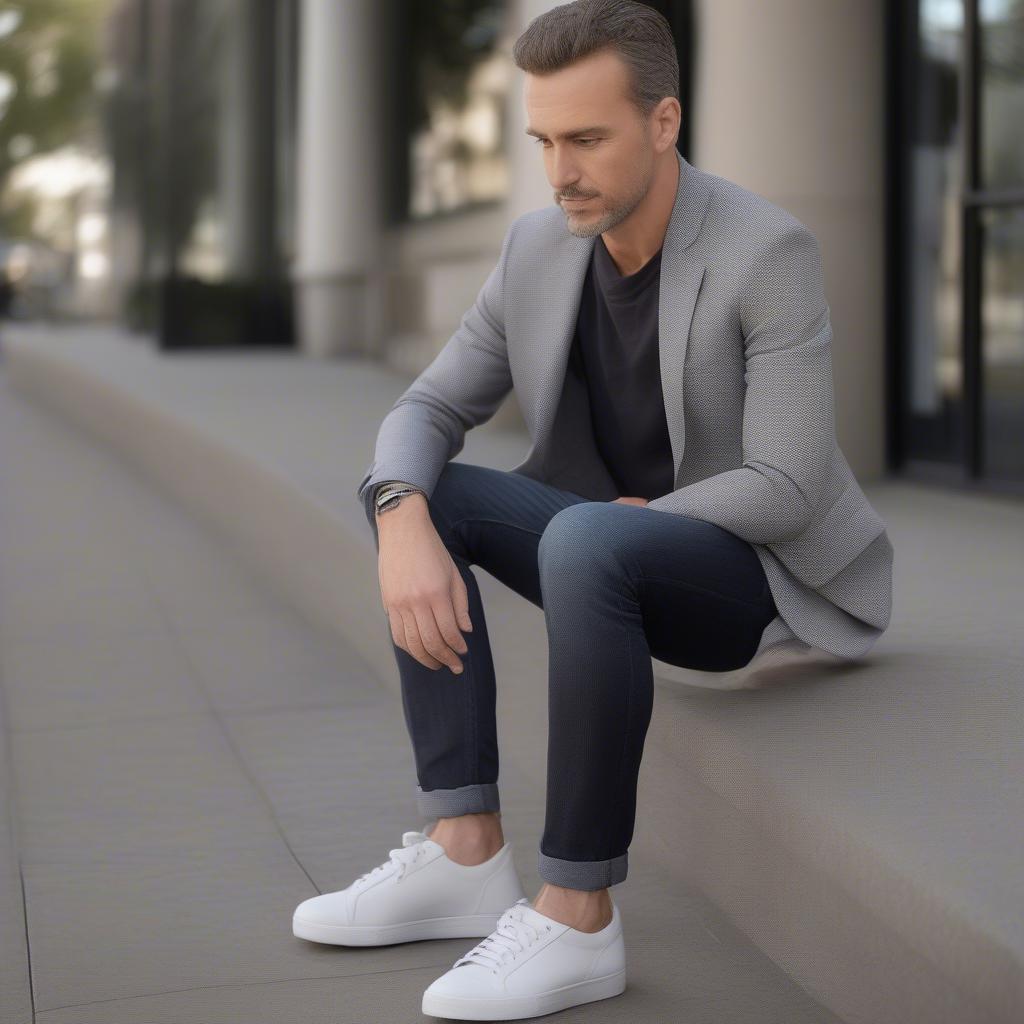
[355,220,518,521]
[645,222,837,544]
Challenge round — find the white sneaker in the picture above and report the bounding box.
[421,896,627,1020]
[292,829,526,947]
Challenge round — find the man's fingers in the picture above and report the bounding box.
[432,595,469,659]
[414,603,464,674]
[399,608,443,670]
[386,606,402,647]
[450,565,473,633]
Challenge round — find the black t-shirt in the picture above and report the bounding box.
[567,233,675,500]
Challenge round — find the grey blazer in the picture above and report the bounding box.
[357,148,894,661]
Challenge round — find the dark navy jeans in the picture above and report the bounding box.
[364,461,777,891]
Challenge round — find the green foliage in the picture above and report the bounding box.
[0,0,111,234]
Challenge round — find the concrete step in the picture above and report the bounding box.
[4,321,1022,1024]
[0,360,839,1023]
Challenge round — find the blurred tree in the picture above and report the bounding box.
[407,0,507,135]
[0,0,110,236]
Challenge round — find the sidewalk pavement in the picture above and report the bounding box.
[0,366,840,1022]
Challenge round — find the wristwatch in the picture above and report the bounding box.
[374,480,426,515]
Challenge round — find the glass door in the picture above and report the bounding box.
[977,1,1024,482]
[891,0,1024,492]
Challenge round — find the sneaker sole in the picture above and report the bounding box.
[292,910,507,946]
[420,967,627,1020]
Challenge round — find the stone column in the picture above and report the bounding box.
[219,0,278,281]
[692,0,887,478]
[294,0,381,357]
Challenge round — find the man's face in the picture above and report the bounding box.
[524,48,660,238]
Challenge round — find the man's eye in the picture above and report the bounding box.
[533,138,598,146]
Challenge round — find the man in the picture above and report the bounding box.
[293,1,894,1018]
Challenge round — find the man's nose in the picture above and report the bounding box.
[548,149,580,190]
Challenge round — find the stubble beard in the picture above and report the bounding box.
[560,165,653,239]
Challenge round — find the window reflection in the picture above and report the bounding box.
[981,207,1024,479]
[405,0,510,220]
[980,0,1024,189]
[905,0,965,462]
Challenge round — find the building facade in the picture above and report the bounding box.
[103,0,1024,493]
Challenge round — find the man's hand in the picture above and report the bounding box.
[612,496,649,507]
[376,496,472,675]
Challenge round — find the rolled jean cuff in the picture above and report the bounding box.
[416,782,501,818]
[537,849,628,890]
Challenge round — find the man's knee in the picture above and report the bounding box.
[538,501,620,568]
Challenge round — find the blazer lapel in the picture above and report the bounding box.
[524,231,595,454]
[526,148,710,489]
[659,259,705,489]
[659,150,709,488]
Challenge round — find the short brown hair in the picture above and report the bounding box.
[512,0,679,120]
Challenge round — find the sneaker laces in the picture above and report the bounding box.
[452,898,551,972]
[353,830,432,886]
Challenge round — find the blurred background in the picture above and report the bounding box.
[0,0,1019,491]
[1,4,1022,1022]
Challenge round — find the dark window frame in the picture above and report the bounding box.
[887,0,1024,499]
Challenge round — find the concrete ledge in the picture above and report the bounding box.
[5,323,1022,1024]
